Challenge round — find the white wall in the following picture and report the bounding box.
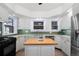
[18,16,32,29]
[18,15,53,30]
[18,15,57,30]
[18,15,71,31]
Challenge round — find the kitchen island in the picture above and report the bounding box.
[24,38,57,56]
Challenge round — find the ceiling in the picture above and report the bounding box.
[3,3,74,17]
[18,3,64,11]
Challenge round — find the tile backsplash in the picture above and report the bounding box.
[17,29,71,36]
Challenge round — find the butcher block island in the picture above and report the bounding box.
[24,38,58,56]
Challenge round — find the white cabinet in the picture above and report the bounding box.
[61,36,71,56]
[55,35,71,56]
[25,45,55,56]
[41,45,55,56]
[16,35,26,52]
[54,35,62,49]
[16,37,21,52]
[25,45,40,56]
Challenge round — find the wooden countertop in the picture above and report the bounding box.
[24,38,58,45]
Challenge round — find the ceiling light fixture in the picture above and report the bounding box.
[38,3,43,5]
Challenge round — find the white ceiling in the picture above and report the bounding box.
[3,3,74,17]
[18,3,64,11]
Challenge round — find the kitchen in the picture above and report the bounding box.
[0,3,77,56]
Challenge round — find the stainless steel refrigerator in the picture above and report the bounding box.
[71,13,79,56]
[0,22,2,36]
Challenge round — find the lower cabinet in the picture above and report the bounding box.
[25,45,55,56]
[16,35,26,52]
[25,45,40,56]
[54,35,62,49]
[16,37,21,52]
[41,46,55,56]
[55,35,71,56]
[61,36,71,56]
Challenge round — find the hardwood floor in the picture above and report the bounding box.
[16,49,25,56]
[55,48,66,56]
[16,48,66,56]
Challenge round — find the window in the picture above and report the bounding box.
[51,21,58,29]
[33,21,44,30]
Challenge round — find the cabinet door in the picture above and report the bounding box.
[41,45,55,56]
[19,36,25,49]
[61,36,71,56]
[54,36,62,49]
[16,35,25,52]
[64,40,71,56]
[61,39,66,53]
[25,45,40,56]
[16,37,21,52]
